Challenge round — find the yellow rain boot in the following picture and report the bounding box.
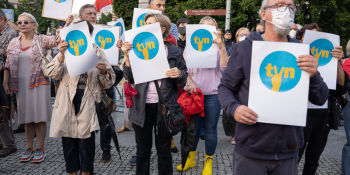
[176,151,196,171]
[202,154,213,175]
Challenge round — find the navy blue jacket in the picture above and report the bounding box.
[218,32,329,160]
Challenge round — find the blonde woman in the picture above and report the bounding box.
[4,12,56,163]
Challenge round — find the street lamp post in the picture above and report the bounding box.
[225,0,231,30]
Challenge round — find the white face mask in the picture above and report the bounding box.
[289,30,297,38]
[267,8,295,30]
[239,36,246,42]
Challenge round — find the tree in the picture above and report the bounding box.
[98,12,113,24]
[112,0,138,30]
[0,0,14,9]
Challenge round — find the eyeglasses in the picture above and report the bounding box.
[265,3,297,13]
[239,34,249,37]
[16,21,34,25]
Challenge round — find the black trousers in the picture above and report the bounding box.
[298,109,331,175]
[132,103,172,175]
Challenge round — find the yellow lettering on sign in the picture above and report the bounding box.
[311,46,330,61]
[194,36,210,51]
[69,39,85,56]
[139,19,145,27]
[136,41,155,60]
[98,36,113,49]
[265,63,295,92]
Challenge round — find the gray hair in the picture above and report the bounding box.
[0,10,7,22]
[19,12,39,33]
[258,0,270,18]
[199,16,218,27]
[346,40,350,56]
[149,0,166,4]
[79,4,97,16]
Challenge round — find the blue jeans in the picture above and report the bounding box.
[192,95,221,156]
[342,102,350,175]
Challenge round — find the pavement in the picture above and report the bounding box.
[0,96,347,175]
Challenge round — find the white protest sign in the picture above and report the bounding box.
[132,8,162,29]
[125,22,170,84]
[303,30,339,90]
[185,24,218,68]
[108,18,125,41]
[248,41,310,127]
[2,9,14,22]
[60,21,98,77]
[42,0,73,20]
[304,30,339,108]
[93,25,120,65]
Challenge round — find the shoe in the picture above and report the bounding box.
[117,126,129,133]
[230,137,236,145]
[101,151,111,163]
[202,154,213,175]
[129,155,136,166]
[19,149,34,162]
[32,149,46,163]
[0,147,17,157]
[13,125,25,133]
[177,151,196,172]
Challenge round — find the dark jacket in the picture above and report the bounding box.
[218,32,329,160]
[224,39,233,56]
[124,42,188,127]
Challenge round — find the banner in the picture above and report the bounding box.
[1,9,14,22]
[93,25,120,65]
[125,22,170,84]
[303,30,339,90]
[107,18,125,41]
[132,8,162,29]
[185,24,218,68]
[60,21,98,76]
[248,41,310,126]
[42,0,73,20]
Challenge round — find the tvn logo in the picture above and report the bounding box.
[310,39,334,66]
[66,30,88,56]
[95,30,115,50]
[133,32,159,60]
[191,29,213,52]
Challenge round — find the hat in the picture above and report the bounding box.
[225,29,232,34]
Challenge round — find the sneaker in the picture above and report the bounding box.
[129,155,136,166]
[0,147,17,158]
[20,149,34,162]
[101,151,111,163]
[32,150,46,163]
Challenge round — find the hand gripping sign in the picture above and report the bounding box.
[132,8,162,29]
[60,21,98,77]
[185,24,218,68]
[93,25,120,65]
[125,22,169,84]
[248,41,310,127]
[108,18,125,41]
[42,0,73,20]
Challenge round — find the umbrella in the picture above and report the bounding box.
[177,89,205,174]
[107,114,122,160]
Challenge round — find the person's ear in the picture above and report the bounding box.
[261,10,266,21]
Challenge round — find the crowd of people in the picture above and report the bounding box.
[0,0,350,175]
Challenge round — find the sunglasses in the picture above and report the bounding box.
[16,21,34,25]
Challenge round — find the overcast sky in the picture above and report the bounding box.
[72,0,96,14]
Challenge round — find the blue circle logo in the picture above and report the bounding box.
[114,22,124,36]
[310,39,334,67]
[66,30,88,56]
[132,32,159,60]
[95,30,115,50]
[136,13,147,28]
[54,0,66,3]
[259,51,302,92]
[190,29,213,52]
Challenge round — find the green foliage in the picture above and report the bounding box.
[0,0,14,9]
[112,0,138,30]
[16,0,59,34]
[98,13,113,25]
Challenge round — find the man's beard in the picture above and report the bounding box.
[273,25,290,36]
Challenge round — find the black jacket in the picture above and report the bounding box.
[218,32,329,160]
[123,42,188,127]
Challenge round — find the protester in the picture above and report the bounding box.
[122,13,187,175]
[3,12,58,163]
[256,23,264,33]
[297,23,349,175]
[289,23,301,39]
[176,18,190,53]
[148,0,179,43]
[0,9,17,158]
[177,16,229,175]
[224,29,233,55]
[47,19,115,174]
[235,27,250,43]
[342,40,350,175]
[218,0,329,174]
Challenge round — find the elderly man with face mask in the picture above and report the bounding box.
[218,0,329,174]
